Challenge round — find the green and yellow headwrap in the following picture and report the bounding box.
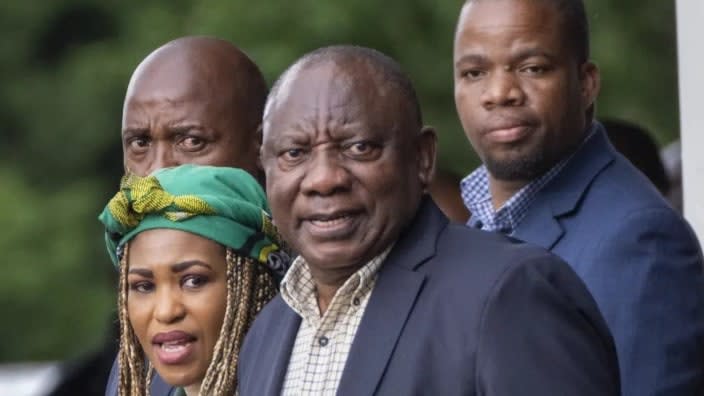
[98,164,280,267]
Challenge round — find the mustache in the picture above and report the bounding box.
[476,113,540,136]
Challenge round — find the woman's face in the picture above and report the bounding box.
[126,228,228,389]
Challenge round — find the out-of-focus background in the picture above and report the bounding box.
[0,0,680,394]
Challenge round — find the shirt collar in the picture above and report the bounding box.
[461,124,597,233]
[280,245,393,321]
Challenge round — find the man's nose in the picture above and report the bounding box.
[147,143,179,175]
[480,70,525,109]
[300,150,352,196]
[153,286,186,324]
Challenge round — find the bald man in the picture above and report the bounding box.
[122,36,266,180]
[105,36,268,396]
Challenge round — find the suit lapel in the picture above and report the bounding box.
[336,198,443,395]
[336,266,425,396]
[513,200,564,250]
[256,302,301,396]
[514,124,615,250]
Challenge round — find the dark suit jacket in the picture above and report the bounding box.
[238,199,621,395]
[105,357,174,396]
[511,124,704,396]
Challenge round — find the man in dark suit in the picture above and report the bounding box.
[238,45,620,395]
[453,1,704,395]
[104,36,269,396]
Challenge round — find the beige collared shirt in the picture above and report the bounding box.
[280,247,392,396]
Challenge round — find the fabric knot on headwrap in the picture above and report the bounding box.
[99,165,283,269]
[108,174,216,227]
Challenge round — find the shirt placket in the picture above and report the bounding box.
[300,283,354,393]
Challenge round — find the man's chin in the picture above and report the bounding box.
[300,240,381,273]
[303,244,364,266]
[484,156,549,181]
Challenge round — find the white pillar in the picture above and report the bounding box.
[676,0,704,240]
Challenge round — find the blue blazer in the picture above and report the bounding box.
[238,199,620,395]
[105,356,175,396]
[511,124,704,395]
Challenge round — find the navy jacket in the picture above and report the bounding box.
[238,199,621,395]
[510,124,704,396]
[105,357,173,396]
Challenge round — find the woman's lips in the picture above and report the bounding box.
[152,330,196,365]
[153,340,195,365]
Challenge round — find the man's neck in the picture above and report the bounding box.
[484,123,594,211]
[309,267,360,315]
[488,176,530,210]
[315,282,343,315]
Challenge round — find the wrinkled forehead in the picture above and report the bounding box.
[126,53,214,104]
[263,60,407,139]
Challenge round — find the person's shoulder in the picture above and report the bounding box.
[441,223,554,258]
[240,295,293,361]
[585,155,695,231]
[588,152,674,212]
[428,224,595,325]
[560,153,702,262]
[433,223,567,281]
[249,294,289,329]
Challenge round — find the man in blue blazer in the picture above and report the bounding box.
[454,1,704,395]
[238,45,620,395]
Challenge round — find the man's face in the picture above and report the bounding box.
[261,62,435,275]
[127,229,227,389]
[122,58,259,176]
[453,0,599,181]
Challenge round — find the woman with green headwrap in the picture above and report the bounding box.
[99,164,284,396]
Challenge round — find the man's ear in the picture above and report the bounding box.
[580,61,600,113]
[255,124,263,166]
[417,125,438,191]
[254,123,265,185]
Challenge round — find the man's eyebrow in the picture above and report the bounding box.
[128,268,153,277]
[454,49,556,69]
[171,260,212,273]
[510,48,556,63]
[165,121,203,130]
[165,123,216,136]
[122,128,149,138]
[454,54,488,68]
[268,127,311,145]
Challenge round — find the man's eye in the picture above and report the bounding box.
[344,141,380,160]
[521,65,548,76]
[286,149,302,157]
[182,275,208,289]
[281,148,306,162]
[128,137,150,152]
[179,136,206,152]
[129,281,154,293]
[350,142,370,153]
[460,69,485,80]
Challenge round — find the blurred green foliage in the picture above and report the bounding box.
[0,0,679,362]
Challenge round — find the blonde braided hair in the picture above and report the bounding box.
[117,244,277,396]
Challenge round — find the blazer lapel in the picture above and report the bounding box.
[336,198,443,395]
[513,200,564,250]
[256,303,301,396]
[514,123,615,250]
